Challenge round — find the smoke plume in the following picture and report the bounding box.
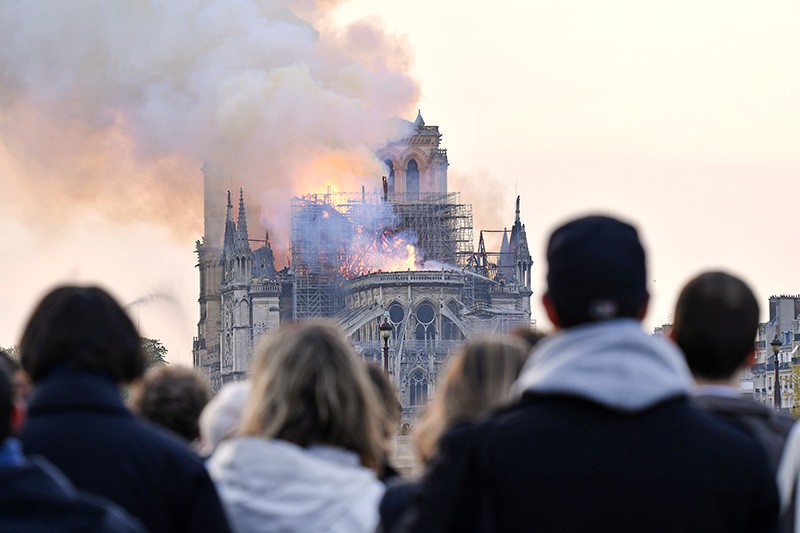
[0,0,419,243]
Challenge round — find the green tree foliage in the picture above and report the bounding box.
[790,362,800,418]
[141,338,169,368]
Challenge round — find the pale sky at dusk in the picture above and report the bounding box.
[0,1,798,365]
[336,0,800,329]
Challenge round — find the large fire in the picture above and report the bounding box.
[344,228,419,278]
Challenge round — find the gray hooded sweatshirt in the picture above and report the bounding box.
[512,319,694,412]
[208,437,384,533]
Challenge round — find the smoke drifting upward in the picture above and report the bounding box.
[449,168,513,248]
[0,1,419,241]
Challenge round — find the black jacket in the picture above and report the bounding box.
[20,367,230,533]
[400,395,780,533]
[693,393,795,473]
[0,456,144,532]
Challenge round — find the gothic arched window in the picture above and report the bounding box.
[409,369,428,406]
[415,302,436,340]
[406,159,419,199]
[443,301,462,340]
[385,160,395,195]
[389,302,405,324]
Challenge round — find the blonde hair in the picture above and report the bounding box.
[413,335,531,464]
[239,321,384,471]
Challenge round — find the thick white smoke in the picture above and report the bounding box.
[0,0,419,363]
[0,0,419,244]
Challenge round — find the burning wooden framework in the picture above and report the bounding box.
[289,190,474,321]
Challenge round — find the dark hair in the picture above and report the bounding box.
[0,350,13,442]
[672,271,759,380]
[546,215,647,327]
[20,286,145,383]
[131,366,211,442]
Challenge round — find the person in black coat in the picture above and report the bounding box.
[0,349,144,532]
[18,286,230,533]
[397,215,779,532]
[671,271,797,531]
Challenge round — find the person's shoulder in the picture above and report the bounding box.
[127,417,208,472]
[379,479,419,532]
[0,457,146,532]
[684,401,777,471]
[71,491,148,532]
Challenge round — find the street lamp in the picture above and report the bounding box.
[379,313,393,375]
[771,333,783,411]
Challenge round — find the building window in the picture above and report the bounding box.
[385,160,395,194]
[407,159,419,199]
[410,370,427,406]
[416,302,435,324]
[415,302,436,340]
[389,302,405,323]
[443,301,461,340]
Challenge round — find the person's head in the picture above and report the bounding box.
[130,365,211,442]
[364,362,402,451]
[543,215,648,329]
[198,381,251,457]
[414,335,530,464]
[20,286,145,383]
[239,321,384,470]
[672,271,759,381]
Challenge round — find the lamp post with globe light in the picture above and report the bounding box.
[771,333,783,411]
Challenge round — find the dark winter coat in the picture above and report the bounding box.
[396,320,779,533]
[693,393,795,474]
[694,392,796,532]
[0,455,145,532]
[19,367,230,533]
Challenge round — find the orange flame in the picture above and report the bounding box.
[379,242,418,272]
[343,230,419,277]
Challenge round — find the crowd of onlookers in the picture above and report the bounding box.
[1,213,799,532]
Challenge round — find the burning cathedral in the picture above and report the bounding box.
[192,113,533,417]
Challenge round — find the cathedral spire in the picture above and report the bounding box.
[236,188,250,253]
[223,190,236,259]
[414,109,425,128]
[515,195,521,225]
[499,228,511,280]
[476,231,488,270]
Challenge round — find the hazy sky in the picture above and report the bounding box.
[1,1,798,364]
[336,0,800,328]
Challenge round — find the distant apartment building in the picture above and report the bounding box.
[751,295,800,412]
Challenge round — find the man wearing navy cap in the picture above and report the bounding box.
[397,215,779,532]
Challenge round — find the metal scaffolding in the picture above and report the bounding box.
[290,190,474,320]
[391,192,473,268]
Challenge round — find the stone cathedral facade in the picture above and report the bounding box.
[193,113,533,418]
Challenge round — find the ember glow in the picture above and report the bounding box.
[344,228,420,277]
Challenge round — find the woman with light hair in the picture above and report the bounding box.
[413,334,532,464]
[379,334,532,530]
[207,321,386,533]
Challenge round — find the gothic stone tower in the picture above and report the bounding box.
[380,111,449,198]
[193,164,224,392]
